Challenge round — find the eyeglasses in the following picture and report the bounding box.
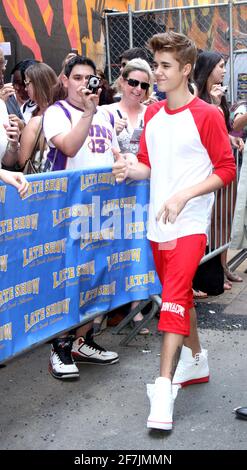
[24,79,32,86]
[12,79,23,87]
[126,78,150,91]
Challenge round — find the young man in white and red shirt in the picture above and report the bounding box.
[112,32,236,431]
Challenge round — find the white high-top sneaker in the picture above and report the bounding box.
[172,345,209,387]
[147,377,180,431]
[49,338,79,380]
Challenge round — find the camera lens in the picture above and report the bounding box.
[88,76,100,88]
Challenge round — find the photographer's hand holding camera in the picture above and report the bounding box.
[51,68,102,158]
[76,78,101,116]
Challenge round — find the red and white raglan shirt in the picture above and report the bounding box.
[138,97,236,243]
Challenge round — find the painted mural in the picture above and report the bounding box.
[0,1,246,76]
[132,1,247,55]
[0,0,120,74]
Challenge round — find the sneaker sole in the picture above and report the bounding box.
[48,364,79,380]
[173,375,210,388]
[72,355,119,365]
[147,420,172,431]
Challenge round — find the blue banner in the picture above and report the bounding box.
[0,169,161,363]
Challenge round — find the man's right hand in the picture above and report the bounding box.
[112,148,128,183]
[76,86,100,114]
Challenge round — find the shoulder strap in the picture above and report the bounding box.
[104,109,114,128]
[38,116,47,165]
[53,101,72,122]
[26,117,43,164]
[109,111,114,128]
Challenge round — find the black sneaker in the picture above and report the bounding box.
[49,337,79,379]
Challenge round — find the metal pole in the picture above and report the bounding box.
[104,14,112,84]
[179,9,182,34]
[128,4,133,48]
[228,0,234,105]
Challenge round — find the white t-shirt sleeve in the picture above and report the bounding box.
[43,104,71,145]
[0,100,9,165]
[111,127,120,152]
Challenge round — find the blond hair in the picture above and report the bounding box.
[122,58,153,83]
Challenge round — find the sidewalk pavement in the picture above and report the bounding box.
[0,263,247,451]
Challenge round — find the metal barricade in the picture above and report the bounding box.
[202,147,242,264]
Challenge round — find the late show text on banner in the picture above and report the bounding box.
[0,169,161,363]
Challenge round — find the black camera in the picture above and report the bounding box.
[87,75,100,94]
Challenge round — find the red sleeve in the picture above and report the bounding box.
[191,102,236,186]
[137,101,165,168]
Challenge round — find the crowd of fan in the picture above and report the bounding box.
[0,42,246,381]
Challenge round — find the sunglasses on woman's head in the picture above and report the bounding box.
[126,78,150,91]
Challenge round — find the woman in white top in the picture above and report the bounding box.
[19,62,58,171]
[102,58,153,155]
[98,58,154,335]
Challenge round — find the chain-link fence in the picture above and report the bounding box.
[104,1,247,103]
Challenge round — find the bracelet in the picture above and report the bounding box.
[6,141,19,153]
[82,113,95,119]
[82,105,97,119]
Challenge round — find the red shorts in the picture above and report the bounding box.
[151,234,207,336]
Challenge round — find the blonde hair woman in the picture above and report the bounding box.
[103,58,153,155]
